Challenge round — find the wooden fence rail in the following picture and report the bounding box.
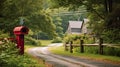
[64,38,120,55]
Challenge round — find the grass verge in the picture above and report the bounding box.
[49,46,120,64]
[24,40,52,67]
[24,47,46,67]
[25,40,52,51]
[22,53,45,67]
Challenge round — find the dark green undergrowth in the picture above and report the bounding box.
[74,46,120,57]
[0,42,45,67]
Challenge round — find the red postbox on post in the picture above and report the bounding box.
[13,26,29,55]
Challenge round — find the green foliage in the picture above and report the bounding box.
[0,42,45,67]
[74,46,98,54]
[36,40,42,46]
[103,46,120,56]
[2,0,43,17]
[63,34,80,43]
[53,17,64,37]
[84,46,99,54]
[0,31,9,38]
[0,0,56,38]
[0,0,42,32]
[25,36,41,46]
[0,42,22,67]
[37,32,52,40]
[51,37,62,43]
[102,29,120,44]
[18,54,45,67]
[51,0,83,8]
[51,0,120,44]
[50,46,120,63]
[63,34,94,44]
[46,7,87,33]
[84,36,95,44]
[105,4,120,29]
[28,12,56,37]
[74,46,120,57]
[40,40,52,46]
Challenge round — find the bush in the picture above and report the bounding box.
[103,46,120,56]
[63,34,94,44]
[74,46,98,54]
[0,42,45,67]
[0,31,9,38]
[63,34,81,43]
[74,46,120,57]
[85,46,99,54]
[52,37,62,43]
[36,40,42,46]
[0,42,22,67]
[102,29,120,44]
[25,36,41,46]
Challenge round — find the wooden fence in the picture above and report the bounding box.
[64,38,119,55]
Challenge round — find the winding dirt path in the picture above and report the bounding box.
[27,43,120,67]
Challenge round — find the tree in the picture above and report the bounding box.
[51,0,120,43]
[52,16,63,37]
[46,7,87,33]
[51,0,120,28]
[0,0,56,37]
[28,12,56,38]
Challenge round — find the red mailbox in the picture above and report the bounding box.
[13,26,29,54]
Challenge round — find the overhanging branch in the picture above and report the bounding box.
[82,3,105,20]
[90,8,105,20]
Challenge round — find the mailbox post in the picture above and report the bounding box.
[13,26,29,55]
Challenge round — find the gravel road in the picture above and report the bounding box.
[27,43,120,67]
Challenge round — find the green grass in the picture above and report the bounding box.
[49,46,120,64]
[40,40,52,46]
[25,40,52,51]
[24,40,51,67]
[24,47,46,67]
[24,40,52,67]
[22,53,46,67]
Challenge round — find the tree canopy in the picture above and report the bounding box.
[51,0,120,43]
[0,0,56,37]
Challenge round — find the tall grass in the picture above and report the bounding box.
[74,46,120,57]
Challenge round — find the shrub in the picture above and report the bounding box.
[25,36,41,46]
[84,37,95,44]
[63,34,94,44]
[63,34,81,43]
[0,31,9,38]
[0,42,44,67]
[103,46,120,56]
[85,46,99,54]
[0,42,22,67]
[36,40,42,46]
[102,29,120,44]
[74,46,120,57]
[52,37,62,43]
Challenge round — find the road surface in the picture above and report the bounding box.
[27,43,120,67]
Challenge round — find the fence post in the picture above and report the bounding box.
[64,42,68,51]
[80,40,84,53]
[70,41,73,53]
[99,38,103,55]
